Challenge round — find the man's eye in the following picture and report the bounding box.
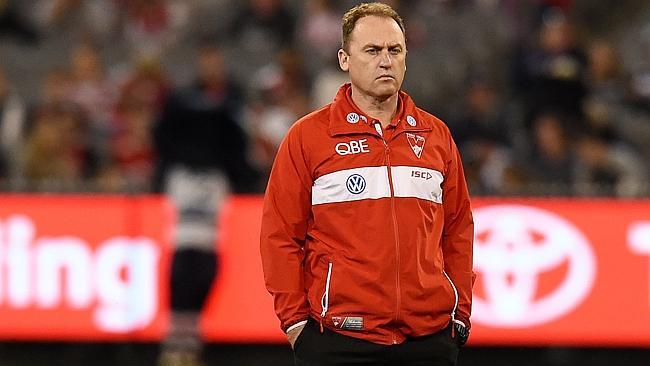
[390,48,401,55]
[367,49,378,55]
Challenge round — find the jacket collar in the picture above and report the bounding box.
[328,83,432,137]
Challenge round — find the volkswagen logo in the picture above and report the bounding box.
[346,112,360,124]
[346,174,366,194]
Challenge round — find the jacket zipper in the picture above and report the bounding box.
[320,261,333,332]
[375,122,401,344]
[443,270,462,336]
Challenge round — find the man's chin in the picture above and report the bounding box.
[371,87,399,101]
[370,79,399,94]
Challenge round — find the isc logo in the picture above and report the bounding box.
[411,170,433,180]
[336,139,370,156]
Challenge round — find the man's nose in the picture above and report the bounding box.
[379,50,392,68]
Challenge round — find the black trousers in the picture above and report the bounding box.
[293,318,460,366]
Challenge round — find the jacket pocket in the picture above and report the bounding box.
[320,261,333,319]
[442,270,460,325]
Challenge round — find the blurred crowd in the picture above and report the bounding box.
[1,0,650,197]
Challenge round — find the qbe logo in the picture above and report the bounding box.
[346,174,366,194]
[472,205,596,328]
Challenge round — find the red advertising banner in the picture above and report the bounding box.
[467,198,650,346]
[0,195,174,341]
[1,195,650,346]
[204,197,650,346]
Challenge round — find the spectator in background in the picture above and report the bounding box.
[621,26,650,163]
[513,8,588,126]
[153,42,258,366]
[310,56,349,109]
[449,77,525,195]
[229,0,296,82]
[112,0,191,59]
[37,67,74,109]
[527,111,576,194]
[450,77,520,150]
[37,0,118,41]
[299,0,348,109]
[23,68,99,191]
[399,0,510,116]
[0,66,27,189]
[584,39,627,107]
[97,58,168,192]
[68,41,116,156]
[247,47,310,179]
[23,102,96,191]
[297,0,341,72]
[0,0,39,43]
[582,38,650,169]
[630,26,650,109]
[574,131,647,197]
[582,39,628,135]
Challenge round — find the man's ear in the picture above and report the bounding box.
[338,49,349,72]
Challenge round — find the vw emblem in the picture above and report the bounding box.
[406,115,417,126]
[346,174,366,194]
[346,112,360,124]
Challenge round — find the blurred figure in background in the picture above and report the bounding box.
[574,131,647,197]
[0,65,27,189]
[581,39,627,143]
[246,47,310,179]
[37,0,118,41]
[0,0,39,43]
[527,111,576,194]
[228,0,296,83]
[96,58,169,192]
[449,77,526,195]
[629,24,650,111]
[68,40,116,158]
[36,67,74,110]
[297,0,341,73]
[617,25,650,163]
[117,0,191,59]
[513,8,587,127]
[23,102,97,191]
[22,66,100,192]
[153,41,258,366]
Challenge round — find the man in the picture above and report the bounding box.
[154,43,258,366]
[260,3,474,365]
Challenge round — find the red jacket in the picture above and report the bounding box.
[260,84,474,345]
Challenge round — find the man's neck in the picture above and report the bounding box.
[350,85,399,128]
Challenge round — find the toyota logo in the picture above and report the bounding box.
[346,174,366,194]
[472,205,596,328]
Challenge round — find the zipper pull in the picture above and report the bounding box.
[374,122,383,137]
[450,315,456,338]
[320,319,324,333]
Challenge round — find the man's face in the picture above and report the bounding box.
[339,15,407,100]
[198,47,225,84]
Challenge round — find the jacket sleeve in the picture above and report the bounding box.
[260,123,312,332]
[441,136,475,329]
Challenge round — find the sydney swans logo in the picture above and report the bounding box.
[406,133,425,159]
[472,205,596,327]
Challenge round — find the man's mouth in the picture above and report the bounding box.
[377,75,395,80]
